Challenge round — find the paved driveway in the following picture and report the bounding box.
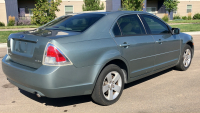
[0,35,199,113]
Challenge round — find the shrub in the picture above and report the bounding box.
[173,15,181,19]
[188,13,192,20]
[16,18,32,26]
[31,0,62,25]
[0,22,5,26]
[162,14,169,22]
[82,0,105,11]
[193,13,200,19]
[8,16,15,26]
[182,16,187,20]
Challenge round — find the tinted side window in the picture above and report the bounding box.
[142,15,170,34]
[117,15,145,36]
[113,23,121,36]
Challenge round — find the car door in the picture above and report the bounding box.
[111,14,155,79]
[140,14,181,71]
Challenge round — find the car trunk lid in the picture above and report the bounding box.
[7,29,81,68]
[7,32,50,69]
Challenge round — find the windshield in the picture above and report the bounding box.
[41,13,105,32]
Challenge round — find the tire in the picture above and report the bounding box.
[92,64,124,106]
[175,45,193,71]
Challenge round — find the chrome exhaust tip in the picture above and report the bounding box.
[36,93,41,98]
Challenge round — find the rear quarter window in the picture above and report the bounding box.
[113,23,121,36]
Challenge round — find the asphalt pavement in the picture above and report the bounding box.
[0,35,199,113]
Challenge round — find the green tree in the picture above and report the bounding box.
[82,0,104,11]
[164,0,180,16]
[31,0,62,25]
[121,0,144,11]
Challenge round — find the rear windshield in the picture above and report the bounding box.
[41,14,105,32]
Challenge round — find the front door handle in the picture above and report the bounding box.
[156,39,163,44]
[120,42,130,48]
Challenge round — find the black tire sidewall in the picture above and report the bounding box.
[92,64,124,106]
[179,45,193,71]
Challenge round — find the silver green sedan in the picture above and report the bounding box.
[2,11,194,106]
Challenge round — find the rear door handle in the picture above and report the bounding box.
[120,42,130,48]
[156,39,163,44]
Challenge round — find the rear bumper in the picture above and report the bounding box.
[2,55,100,98]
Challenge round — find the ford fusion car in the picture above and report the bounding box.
[2,11,194,106]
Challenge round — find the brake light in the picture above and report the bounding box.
[46,46,66,62]
[43,43,72,66]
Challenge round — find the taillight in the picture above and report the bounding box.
[43,43,72,66]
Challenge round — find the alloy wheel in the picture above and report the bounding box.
[102,71,122,100]
[183,49,191,67]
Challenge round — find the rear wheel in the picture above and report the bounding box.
[175,45,192,71]
[92,64,124,106]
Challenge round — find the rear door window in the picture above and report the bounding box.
[117,14,146,36]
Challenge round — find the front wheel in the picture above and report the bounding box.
[92,64,124,106]
[175,45,193,71]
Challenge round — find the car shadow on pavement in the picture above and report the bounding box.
[124,68,174,89]
[19,68,174,107]
[19,89,92,107]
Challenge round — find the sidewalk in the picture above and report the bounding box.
[0,31,200,48]
[0,28,36,31]
[183,31,200,35]
[168,23,200,25]
[0,43,7,48]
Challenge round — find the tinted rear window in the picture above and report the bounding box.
[41,14,105,32]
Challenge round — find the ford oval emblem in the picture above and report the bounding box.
[19,35,25,38]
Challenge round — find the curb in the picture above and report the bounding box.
[0,31,199,48]
[0,28,36,31]
[183,31,200,36]
[0,43,7,48]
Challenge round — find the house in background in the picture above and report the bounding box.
[0,0,118,25]
[0,0,200,25]
[0,0,7,25]
[143,0,169,18]
[143,0,200,19]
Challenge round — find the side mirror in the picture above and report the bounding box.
[172,28,180,34]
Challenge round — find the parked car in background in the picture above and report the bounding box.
[2,11,194,106]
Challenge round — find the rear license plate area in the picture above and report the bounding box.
[11,39,36,57]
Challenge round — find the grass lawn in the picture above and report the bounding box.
[0,31,25,43]
[0,25,38,29]
[170,24,200,32]
[167,20,200,23]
